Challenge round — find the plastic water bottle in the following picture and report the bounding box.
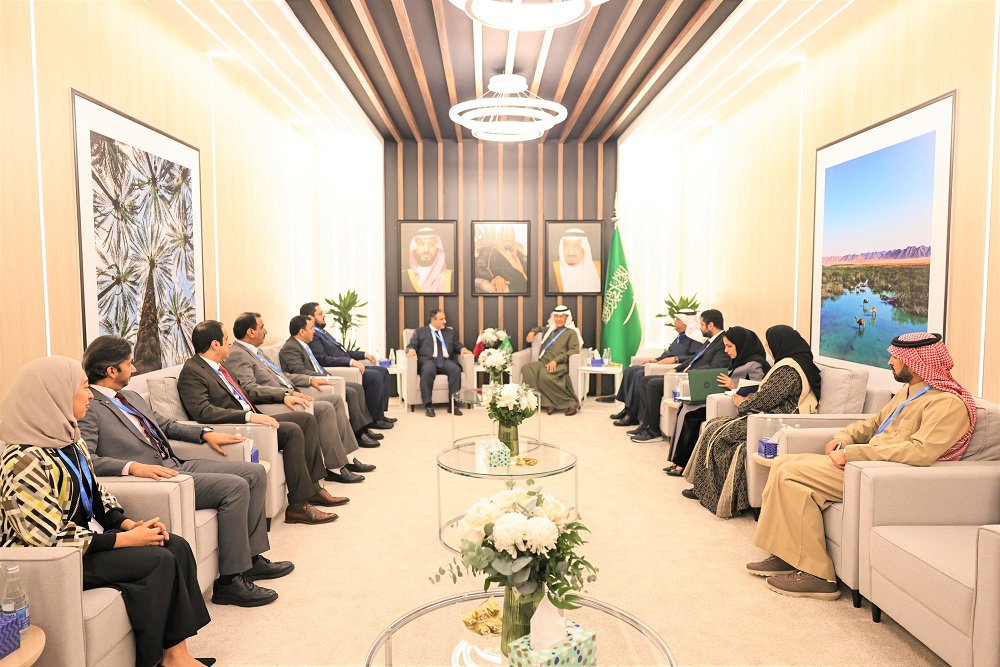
[602,348,611,364]
[2,565,29,640]
[389,348,395,366]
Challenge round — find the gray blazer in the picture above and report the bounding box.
[279,337,326,377]
[224,340,314,403]
[79,388,204,476]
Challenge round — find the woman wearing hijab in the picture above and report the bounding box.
[664,326,770,476]
[681,325,821,518]
[0,356,212,667]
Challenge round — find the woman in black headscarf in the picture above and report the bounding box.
[681,325,821,518]
[664,326,771,476]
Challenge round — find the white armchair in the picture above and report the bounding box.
[509,336,587,398]
[399,328,475,410]
[859,462,1000,667]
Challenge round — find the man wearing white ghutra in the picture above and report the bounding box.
[522,305,584,416]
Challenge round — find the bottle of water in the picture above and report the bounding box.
[762,417,777,441]
[2,565,29,640]
[389,348,395,366]
[602,348,611,364]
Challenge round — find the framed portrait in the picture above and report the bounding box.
[811,92,955,382]
[73,91,205,374]
[399,220,458,295]
[472,220,531,296]
[545,221,604,295]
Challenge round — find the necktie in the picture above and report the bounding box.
[217,366,258,413]
[304,343,325,373]
[433,329,446,368]
[256,349,294,390]
[115,392,172,459]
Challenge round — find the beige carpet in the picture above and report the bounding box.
[186,399,946,666]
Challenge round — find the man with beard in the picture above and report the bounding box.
[475,225,528,294]
[746,332,976,600]
[402,227,453,293]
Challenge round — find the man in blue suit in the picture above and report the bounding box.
[300,302,394,431]
[405,309,472,417]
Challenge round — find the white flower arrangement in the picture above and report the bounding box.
[482,382,538,425]
[479,348,511,374]
[435,481,597,608]
[480,328,509,348]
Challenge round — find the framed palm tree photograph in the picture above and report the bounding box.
[73,92,204,373]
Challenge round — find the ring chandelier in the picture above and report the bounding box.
[449,74,568,142]
[448,0,612,32]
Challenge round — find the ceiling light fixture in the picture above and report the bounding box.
[449,0,612,32]
[450,73,567,142]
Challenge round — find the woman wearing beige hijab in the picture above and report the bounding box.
[0,356,212,667]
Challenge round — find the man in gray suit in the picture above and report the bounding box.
[225,312,374,484]
[79,336,292,608]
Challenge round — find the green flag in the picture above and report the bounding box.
[499,337,514,354]
[600,226,642,365]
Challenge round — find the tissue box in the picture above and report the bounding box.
[757,438,778,459]
[482,439,510,467]
[0,615,21,659]
[590,359,604,367]
[379,359,391,367]
[507,620,596,666]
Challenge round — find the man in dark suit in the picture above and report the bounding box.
[300,302,393,430]
[177,320,347,526]
[80,335,291,608]
[405,309,473,417]
[226,312,375,484]
[280,316,381,442]
[630,309,732,442]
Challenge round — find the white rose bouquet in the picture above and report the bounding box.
[481,382,537,425]
[480,328,509,349]
[434,481,597,609]
[479,348,511,377]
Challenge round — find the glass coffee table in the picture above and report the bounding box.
[365,589,676,666]
[437,436,578,554]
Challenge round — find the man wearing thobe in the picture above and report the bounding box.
[405,309,472,417]
[746,332,976,599]
[522,305,583,416]
[475,225,529,294]
[552,230,601,293]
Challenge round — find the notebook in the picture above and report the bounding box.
[680,368,729,403]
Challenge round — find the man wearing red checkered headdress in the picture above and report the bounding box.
[745,332,975,601]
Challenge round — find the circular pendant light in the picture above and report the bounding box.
[449,0,612,32]
[449,74,568,142]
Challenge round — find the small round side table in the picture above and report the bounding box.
[0,626,46,667]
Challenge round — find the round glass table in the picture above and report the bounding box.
[437,436,578,554]
[365,589,676,666]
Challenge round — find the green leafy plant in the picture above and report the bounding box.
[324,290,367,351]
[654,292,700,322]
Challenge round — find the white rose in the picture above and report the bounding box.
[533,495,571,529]
[525,516,559,554]
[490,511,530,557]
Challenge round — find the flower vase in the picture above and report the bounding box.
[497,421,519,457]
[501,584,544,656]
[489,370,503,385]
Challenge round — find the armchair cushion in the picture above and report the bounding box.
[962,397,1000,461]
[147,376,187,422]
[83,587,133,664]
[815,363,868,414]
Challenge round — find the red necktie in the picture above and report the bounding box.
[218,366,259,413]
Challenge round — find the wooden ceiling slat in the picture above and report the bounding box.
[308,0,401,143]
[598,0,725,143]
[350,0,423,141]
[529,28,555,96]
[553,11,599,105]
[430,0,463,142]
[391,0,442,142]
[558,0,643,142]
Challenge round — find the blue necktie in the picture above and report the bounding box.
[255,349,294,389]
[304,343,325,373]
[433,330,447,368]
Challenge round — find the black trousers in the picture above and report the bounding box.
[418,358,462,406]
[673,406,707,469]
[83,535,210,667]
[273,411,326,504]
[360,365,390,420]
[638,375,666,431]
[617,365,647,417]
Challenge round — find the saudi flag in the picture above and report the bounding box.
[600,226,642,365]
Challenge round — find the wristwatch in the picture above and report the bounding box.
[199,427,214,442]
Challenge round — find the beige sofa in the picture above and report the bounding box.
[859,462,1000,667]
[399,328,475,410]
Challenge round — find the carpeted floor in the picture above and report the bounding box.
[187,398,946,666]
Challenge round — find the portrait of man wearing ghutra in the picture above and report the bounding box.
[400,223,456,294]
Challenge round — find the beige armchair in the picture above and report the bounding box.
[0,473,201,667]
[399,329,475,410]
[858,462,1000,667]
[509,336,587,397]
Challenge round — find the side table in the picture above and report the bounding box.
[0,626,45,667]
[577,364,623,405]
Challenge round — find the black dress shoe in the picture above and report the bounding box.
[383,416,398,423]
[596,395,618,404]
[364,429,385,440]
[212,575,278,607]
[610,408,628,420]
[682,488,699,500]
[425,406,436,417]
[326,469,365,483]
[244,555,294,581]
[613,415,640,427]
[452,406,463,416]
[369,418,395,429]
[197,660,217,666]
[346,457,376,473]
[358,433,380,448]
[626,425,647,436]
[631,429,663,443]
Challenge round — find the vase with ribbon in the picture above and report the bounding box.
[501,584,545,656]
[497,420,519,457]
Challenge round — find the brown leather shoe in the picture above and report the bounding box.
[545,406,556,415]
[284,503,338,525]
[308,489,350,507]
[565,406,579,416]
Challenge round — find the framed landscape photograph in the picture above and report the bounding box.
[544,220,604,295]
[472,220,530,296]
[810,93,955,381]
[73,92,204,374]
[399,220,458,295]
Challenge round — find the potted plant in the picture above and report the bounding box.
[323,290,367,351]
[654,292,700,322]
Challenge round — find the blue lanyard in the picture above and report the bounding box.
[875,385,931,436]
[319,328,345,352]
[433,329,447,355]
[542,328,567,353]
[57,445,96,519]
[689,343,708,364]
[106,393,150,427]
[302,343,324,372]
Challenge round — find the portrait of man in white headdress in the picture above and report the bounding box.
[546,222,603,294]
[399,221,457,294]
[473,221,530,295]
